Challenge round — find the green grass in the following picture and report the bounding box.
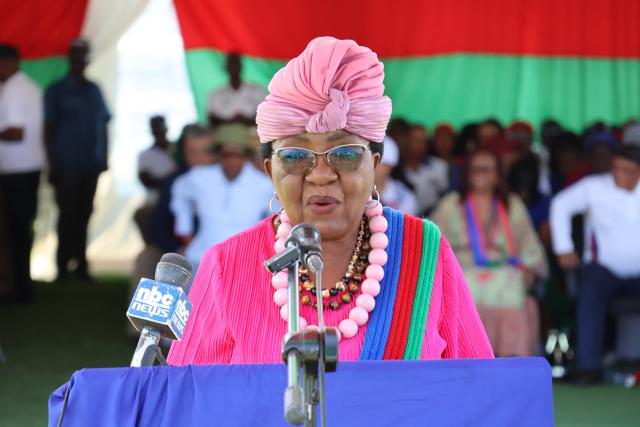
[0,278,134,427]
[0,277,638,426]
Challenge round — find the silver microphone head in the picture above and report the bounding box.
[154,253,193,291]
[286,224,323,271]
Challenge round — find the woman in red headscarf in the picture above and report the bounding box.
[168,37,493,365]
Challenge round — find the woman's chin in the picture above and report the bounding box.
[302,212,347,240]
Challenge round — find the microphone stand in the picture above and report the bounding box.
[264,240,338,427]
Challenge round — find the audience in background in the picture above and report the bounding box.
[129,116,179,301]
[622,122,640,146]
[0,44,44,302]
[477,118,504,146]
[455,123,480,161]
[584,130,618,174]
[45,38,111,282]
[399,124,448,216]
[170,123,272,271]
[548,131,588,194]
[508,154,551,248]
[550,145,640,383]
[432,123,461,190]
[137,116,177,198]
[3,39,638,380]
[150,124,216,255]
[375,135,418,214]
[433,148,548,357]
[206,53,266,128]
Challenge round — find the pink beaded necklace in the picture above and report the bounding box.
[271,201,388,340]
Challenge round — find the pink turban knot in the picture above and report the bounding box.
[256,36,392,143]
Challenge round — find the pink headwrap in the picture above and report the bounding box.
[256,36,392,143]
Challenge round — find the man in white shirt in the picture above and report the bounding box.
[171,123,273,270]
[132,115,179,285]
[402,124,448,216]
[551,145,640,381]
[138,116,177,200]
[206,53,266,127]
[0,44,44,302]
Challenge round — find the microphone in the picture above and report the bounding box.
[286,224,324,272]
[127,253,193,367]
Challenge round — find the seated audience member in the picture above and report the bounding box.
[0,44,44,302]
[508,155,551,247]
[135,115,177,241]
[477,118,504,146]
[433,148,548,357]
[129,116,179,307]
[500,121,534,172]
[432,123,462,191]
[455,123,480,159]
[375,135,418,214]
[583,130,618,174]
[206,53,266,127]
[400,124,448,216]
[150,125,216,255]
[138,116,176,197]
[550,145,640,384]
[549,131,589,194]
[128,125,216,336]
[170,124,273,271]
[622,122,640,146]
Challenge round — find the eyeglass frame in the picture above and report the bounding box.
[273,143,370,175]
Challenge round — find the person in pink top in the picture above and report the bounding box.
[168,37,493,365]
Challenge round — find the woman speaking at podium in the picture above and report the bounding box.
[168,37,493,364]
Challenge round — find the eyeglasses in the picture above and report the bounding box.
[274,144,368,175]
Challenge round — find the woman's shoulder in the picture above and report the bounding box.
[507,193,528,214]
[437,192,461,207]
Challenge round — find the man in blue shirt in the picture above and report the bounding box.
[45,39,111,282]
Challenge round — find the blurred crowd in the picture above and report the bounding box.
[2,44,640,383]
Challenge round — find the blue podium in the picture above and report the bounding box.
[49,358,553,427]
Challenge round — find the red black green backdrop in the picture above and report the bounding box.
[174,0,640,130]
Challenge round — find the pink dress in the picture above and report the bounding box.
[168,214,493,364]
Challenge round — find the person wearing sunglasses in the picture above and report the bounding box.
[168,37,493,365]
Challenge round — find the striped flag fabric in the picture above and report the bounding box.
[174,0,640,130]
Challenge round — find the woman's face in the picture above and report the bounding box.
[265,131,380,241]
[434,133,454,158]
[469,152,499,195]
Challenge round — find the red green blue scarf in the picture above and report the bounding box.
[360,207,441,360]
[463,196,520,268]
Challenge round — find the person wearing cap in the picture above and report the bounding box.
[551,145,640,383]
[45,38,111,282]
[168,37,492,365]
[584,130,619,174]
[170,123,273,271]
[0,44,44,302]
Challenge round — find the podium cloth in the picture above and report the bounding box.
[49,358,553,427]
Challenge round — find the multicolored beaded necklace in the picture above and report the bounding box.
[297,216,371,311]
[271,200,389,340]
